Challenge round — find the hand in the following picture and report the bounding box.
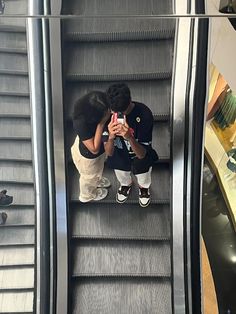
[116,122,132,140]
[108,117,120,139]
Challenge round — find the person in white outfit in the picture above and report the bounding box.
[71,91,111,202]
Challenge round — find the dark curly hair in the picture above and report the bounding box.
[106,83,131,112]
[73,91,109,124]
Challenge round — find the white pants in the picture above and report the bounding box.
[71,136,106,202]
[114,167,152,188]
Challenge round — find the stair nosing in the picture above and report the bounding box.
[71,235,170,241]
[0,48,27,54]
[72,273,171,279]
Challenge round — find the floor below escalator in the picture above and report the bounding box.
[202,160,236,314]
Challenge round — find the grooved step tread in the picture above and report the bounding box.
[0,161,33,184]
[72,240,170,276]
[0,227,35,246]
[0,96,30,115]
[69,163,170,204]
[3,0,28,15]
[0,75,29,94]
[63,0,173,15]
[70,203,170,239]
[0,52,28,74]
[0,268,34,290]
[0,247,34,267]
[0,292,33,313]
[71,279,171,314]
[65,80,171,120]
[64,19,175,42]
[0,140,32,161]
[65,40,173,81]
[0,117,31,139]
[0,184,34,206]
[0,32,27,53]
[0,208,34,225]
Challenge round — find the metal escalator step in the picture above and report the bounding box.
[64,19,175,42]
[72,278,171,314]
[71,203,170,240]
[72,240,170,276]
[0,184,34,205]
[0,161,33,184]
[0,96,30,115]
[0,117,31,139]
[0,52,28,75]
[0,268,34,290]
[69,163,170,203]
[0,140,31,161]
[0,31,27,53]
[3,0,28,15]
[65,40,173,81]
[0,227,34,246]
[63,0,173,15]
[0,292,33,312]
[0,247,34,267]
[0,19,26,32]
[0,75,29,94]
[0,208,34,225]
[65,80,171,120]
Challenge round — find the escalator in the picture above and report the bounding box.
[0,1,35,313]
[61,1,175,312]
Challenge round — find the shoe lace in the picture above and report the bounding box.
[139,188,150,198]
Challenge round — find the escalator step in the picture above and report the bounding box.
[0,31,27,53]
[0,75,29,95]
[71,278,171,314]
[63,0,173,15]
[0,208,35,225]
[0,52,28,75]
[0,161,33,184]
[65,80,171,120]
[65,40,173,81]
[3,0,28,15]
[64,19,175,42]
[69,163,170,204]
[0,117,31,139]
[72,239,170,276]
[0,247,34,267]
[0,96,30,115]
[0,140,32,161]
[0,268,34,290]
[0,18,26,31]
[0,227,35,246]
[0,184,34,205]
[71,203,170,240]
[0,292,33,313]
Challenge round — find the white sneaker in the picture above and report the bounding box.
[93,188,108,201]
[97,177,111,188]
[139,187,151,207]
[116,185,132,203]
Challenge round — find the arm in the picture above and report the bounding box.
[104,117,120,156]
[82,111,111,155]
[117,122,146,159]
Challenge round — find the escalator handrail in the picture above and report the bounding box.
[27,1,50,313]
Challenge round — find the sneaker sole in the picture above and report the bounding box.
[139,199,151,207]
[116,195,128,204]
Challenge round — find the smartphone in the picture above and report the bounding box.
[113,112,125,124]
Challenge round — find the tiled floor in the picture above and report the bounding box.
[202,160,236,314]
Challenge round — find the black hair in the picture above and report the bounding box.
[73,91,109,124]
[106,83,131,112]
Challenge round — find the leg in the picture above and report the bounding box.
[71,136,107,202]
[114,169,132,204]
[135,167,152,207]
